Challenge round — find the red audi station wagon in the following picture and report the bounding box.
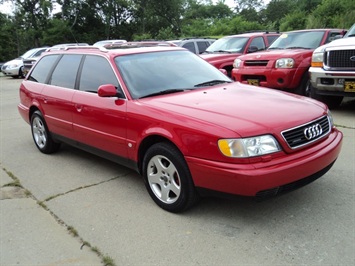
[18,45,343,212]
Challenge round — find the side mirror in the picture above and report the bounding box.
[247,46,259,53]
[219,69,227,75]
[98,84,122,98]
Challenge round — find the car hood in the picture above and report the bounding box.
[200,53,242,62]
[239,49,313,61]
[140,83,326,137]
[4,58,23,65]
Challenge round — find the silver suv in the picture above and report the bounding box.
[309,24,354,108]
[168,38,216,54]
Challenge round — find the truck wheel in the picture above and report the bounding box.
[295,72,309,96]
[31,111,61,154]
[142,142,198,213]
[309,84,343,109]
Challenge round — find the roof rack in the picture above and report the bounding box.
[46,45,108,52]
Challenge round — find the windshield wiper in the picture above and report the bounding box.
[268,47,284,50]
[194,80,232,87]
[286,46,311,49]
[140,88,190,99]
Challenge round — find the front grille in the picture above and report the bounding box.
[281,116,330,149]
[244,60,268,66]
[325,49,355,69]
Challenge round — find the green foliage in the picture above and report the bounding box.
[306,0,355,29]
[1,0,354,60]
[279,11,307,31]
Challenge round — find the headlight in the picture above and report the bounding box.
[311,45,326,67]
[327,110,334,127]
[233,58,242,68]
[218,135,281,158]
[275,58,294,68]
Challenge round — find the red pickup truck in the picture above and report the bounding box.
[231,29,345,95]
[200,32,280,77]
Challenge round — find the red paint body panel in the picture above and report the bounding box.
[232,29,345,91]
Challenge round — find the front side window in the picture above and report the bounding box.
[50,54,82,89]
[28,54,60,83]
[249,37,266,51]
[206,37,249,53]
[79,55,120,93]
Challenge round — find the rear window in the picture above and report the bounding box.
[28,55,60,83]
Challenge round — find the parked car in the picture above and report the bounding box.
[93,39,127,47]
[232,29,345,95]
[1,47,48,78]
[309,24,354,108]
[168,38,216,54]
[22,43,89,77]
[18,45,342,212]
[200,32,280,76]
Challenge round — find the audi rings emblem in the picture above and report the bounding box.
[304,124,323,140]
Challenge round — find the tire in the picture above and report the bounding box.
[143,142,198,213]
[19,67,24,78]
[31,111,61,154]
[309,84,343,109]
[295,72,310,96]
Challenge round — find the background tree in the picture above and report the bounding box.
[1,0,355,62]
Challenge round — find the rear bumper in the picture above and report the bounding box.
[186,129,342,197]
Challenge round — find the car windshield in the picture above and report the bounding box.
[268,31,326,50]
[20,48,39,59]
[115,50,231,99]
[205,37,248,53]
[344,24,355,37]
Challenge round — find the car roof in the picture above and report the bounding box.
[44,45,186,58]
[282,28,344,33]
[223,32,280,38]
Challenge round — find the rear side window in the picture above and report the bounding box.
[79,55,119,93]
[182,42,196,53]
[196,41,209,54]
[29,55,60,83]
[50,54,82,89]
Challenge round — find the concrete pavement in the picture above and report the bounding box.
[1,75,354,266]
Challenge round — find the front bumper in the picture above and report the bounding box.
[309,67,355,97]
[186,129,342,197]
[232,67,303,90]
[1,66,21,76]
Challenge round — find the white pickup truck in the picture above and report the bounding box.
[309,24,355,108]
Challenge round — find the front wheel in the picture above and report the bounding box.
[31,111,61,154]
[143,142,198,212]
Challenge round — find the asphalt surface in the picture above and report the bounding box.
[1,75,354,266]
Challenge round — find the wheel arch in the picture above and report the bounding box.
[137,135,184,175]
